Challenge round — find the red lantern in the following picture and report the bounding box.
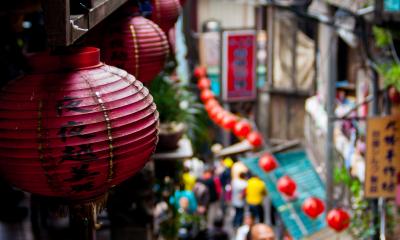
[233,120,252,138]
[302,197,325,219]
[214,111,227,125]
[101,16,169,84]
[150,0,181,33]
[221,114,237,130]
[194,66,207,78]
[179,0,187,6]
[388,86,400,104]
[259,153,278,172]
[277,176,297,197]
[247,131,263,147]
[197,77,211,90]
[205,99,219,112]
[326,208,350,232]
[200,89,214,103]
[0,48,159,202]
[209,106,222,120]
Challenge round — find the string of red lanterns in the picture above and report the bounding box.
[194,66,263,148]
[195,66,350,233]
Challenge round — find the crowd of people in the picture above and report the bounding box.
[154,157,276,240]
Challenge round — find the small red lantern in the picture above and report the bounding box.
[233,120,252,138]
[221,114,237,130]
[205,99,219,112]
[150,0,181,33]
[214,111,227,125]
[194,66,207,78]
[197,77,211,90]
[277,176,297,197]
[247,131,263,147]
[302,197,325,219]
[200,89,214,103]
[259,153,278,172]
[101,16,169,84]
[0,48,159,202]
[209,106,222,120]
[326,208,350,232]
[388,86,400,104]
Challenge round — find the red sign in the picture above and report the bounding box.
[222,30,256,101]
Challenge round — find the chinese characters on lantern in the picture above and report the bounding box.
[365,116,400,198]
[57,97,100,193]
[222,30,256,102]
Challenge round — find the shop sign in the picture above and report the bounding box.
[221,30,256,102]
[365,115,400,198]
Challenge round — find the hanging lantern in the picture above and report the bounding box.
[326,208,350,232]
[214,111,227,125]
[200,89,214,103]
[194,66,207,79]
[209,106,222,120]
[101,16,169,84]
[221,114,237,130]
[0,47,159,202]
[205,99,219,112]
[247,131,263,147]
[197,77,211,90]
[277,176,297,197]
[233,120,252,138]
[259,153,278,172]
[302,197,325,219]
[179,0,187,6]
[150,0,181,33]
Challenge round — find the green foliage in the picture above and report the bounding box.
[334,166,376,239]
[149,71,210,152]
[378,63,400,91]
[373,26,392,48]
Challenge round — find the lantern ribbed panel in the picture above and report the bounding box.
[102,16,169,84]
[150,0,181,33]
[0,48,159,201]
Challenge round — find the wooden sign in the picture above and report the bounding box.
[365,115,400,198]
[221,29,257,102]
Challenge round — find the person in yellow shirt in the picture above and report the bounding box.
[245,175,266,223]
[182,167,196,191]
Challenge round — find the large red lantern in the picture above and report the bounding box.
[233,120,252,138]
[0,47,159,202]
[259,153,278,172]
[150,0,181,33]
[326,208,350,232]
[277,176,297,197]
[302,197,325,219]
[101,16,169,84]
[247,131,263,147]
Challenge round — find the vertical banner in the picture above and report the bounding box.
[365,115,400,198]
[199,32,220,68]
[221,30,257,102]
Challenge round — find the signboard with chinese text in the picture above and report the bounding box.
[365,115,400,198]
[221,30,257,102]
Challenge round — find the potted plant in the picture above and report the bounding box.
[149,68,209,152]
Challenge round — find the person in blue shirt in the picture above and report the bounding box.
[170,182,198,214]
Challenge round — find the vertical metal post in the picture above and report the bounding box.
[267,5,274,89]
[325,24,337,210]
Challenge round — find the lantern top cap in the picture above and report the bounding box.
[28,47,102,73]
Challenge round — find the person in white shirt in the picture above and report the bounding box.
[235,213,254,240]
[232,172,248,228]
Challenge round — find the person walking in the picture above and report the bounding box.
[245,175,266,223]
[232,172,248,228]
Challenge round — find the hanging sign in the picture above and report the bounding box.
[365,115,400,198]
[199,32,220,68]
[221,29,256,102]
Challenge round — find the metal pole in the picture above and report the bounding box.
[325,22,337,210]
